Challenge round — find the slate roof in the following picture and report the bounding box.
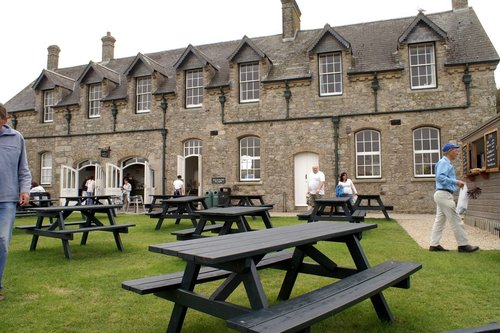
[6,7,498,113]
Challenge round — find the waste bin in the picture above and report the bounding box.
[218,187,231,207]
[212,191,219,207]
[204,191,213,208]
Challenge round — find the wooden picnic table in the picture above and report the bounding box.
[152,196,208,230]
[60,195,114,206]
[172,206,274,240]
[16,204,135,260]
[227,194,265,207]
[353,194,394,220]
[147,195,183,213]
[123,222,421,332]
[299,196,366,223]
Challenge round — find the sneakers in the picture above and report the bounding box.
[429,245,449,252]
[458,245,479,253]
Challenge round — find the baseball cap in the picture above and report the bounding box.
[442,143,460,153]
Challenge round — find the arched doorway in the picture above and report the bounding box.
[294,152,319,207]
[121,157,154,203]
[178,139,202,196]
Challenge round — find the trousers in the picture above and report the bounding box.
[430,191,469,247]
[0,202,17,290]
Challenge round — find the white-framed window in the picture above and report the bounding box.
[184,139,202,156]
[88,83,102,118]
[239,62,260,103]
[240,136,261,181]
[319,53,342,96]
[409,43,436,89]
[43,90,55,123]
[136,76,152,113]
[186,69,203,108]
[355,130,381,178]
[413,127,440,177]
[40,152,52,185]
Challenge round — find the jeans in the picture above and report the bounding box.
[0,202,17,290]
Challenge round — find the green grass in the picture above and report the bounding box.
[2,214,499,333]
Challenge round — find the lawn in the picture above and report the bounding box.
[1,214,499,333]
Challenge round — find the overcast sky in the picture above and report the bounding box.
[1,0,498,103]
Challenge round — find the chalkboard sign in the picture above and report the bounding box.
[485,129,498,170]
[462,144,468,175]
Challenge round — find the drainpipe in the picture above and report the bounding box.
[160,96,168,195]
[284,80,292,118]
[462,64,472,107]
[332,116,340,185]
[111,102,118,132]
[371,73,380,113]
[219,88,226,124]
[64,108,72,135]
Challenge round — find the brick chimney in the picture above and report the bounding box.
[281,0,301,41]
[452,0,468,11]
[101,32,116,62]
[47,45,60,71]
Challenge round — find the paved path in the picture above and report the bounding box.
[271,212,500,250]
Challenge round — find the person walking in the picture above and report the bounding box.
[338,172,358,204]
[85,176,95,205]
[121,178,132,210]
[307,165,325,208]
[0,103,32,301]
[429,142,479,253]
[173,175,184,196]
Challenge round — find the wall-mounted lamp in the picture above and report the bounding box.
[64,109,72,134]
[111,102,118,132]
[160,95,168,112]
[11,115,18,130]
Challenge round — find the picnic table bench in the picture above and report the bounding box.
[123,222,421,332]
[16,204,135,259]
[298,197,366,223]
[353,194,393,220]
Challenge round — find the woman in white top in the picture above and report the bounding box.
[338,172,358,204]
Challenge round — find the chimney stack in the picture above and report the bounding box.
[452,0,468,11]
[281,0,301,41]
[101,32,116,62]
[47,45,60,71]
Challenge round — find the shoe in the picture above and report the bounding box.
[429,245,449,252]
[458,245,479,253]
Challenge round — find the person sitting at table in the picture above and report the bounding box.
[338,172,358,204]
[121,178,132,209]
[29,181,45,193]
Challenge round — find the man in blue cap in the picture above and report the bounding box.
[429,142,479,253]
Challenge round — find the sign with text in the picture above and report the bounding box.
[485,129,498,170]
[211,177,226,184]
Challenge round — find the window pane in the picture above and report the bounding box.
[240,63,260,102]
[240,136,261,181]
[409,43,436,89]
[136,77,152,112]
[319,53,342,96]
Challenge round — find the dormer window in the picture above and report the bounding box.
[239,62,260,103]
[319,53,342,96]
[409,43,436,89]
[136,76,151,113]
[186,69,203,108]
[88,84,102,118]
[43,90,55,123]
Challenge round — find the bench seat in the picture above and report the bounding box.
[442,322,500,333]
[227,260,421,333]
[15,221,86,230]
[297,210,313,221]
[122,251,294,295]
[171,223,225,240]
[55,223,135,234]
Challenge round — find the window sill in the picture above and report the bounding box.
[234,181,263,186]
[410,177,435,183]
[354,178,386,183]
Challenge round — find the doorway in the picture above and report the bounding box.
[294,152,319,207]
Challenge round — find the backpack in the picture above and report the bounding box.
[335,184,344,197]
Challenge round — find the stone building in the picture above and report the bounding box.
[5,0,499,212]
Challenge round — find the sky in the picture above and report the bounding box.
[0,0,499,103]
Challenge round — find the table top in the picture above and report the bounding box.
[150,222,376,265]
[315,197,351,204]
[229,194,264,199]
[356,194,382,199]
[162,196,206,204]
[30,204,122,212]
[197,206,271,216]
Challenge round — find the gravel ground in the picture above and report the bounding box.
[271,212,500,251]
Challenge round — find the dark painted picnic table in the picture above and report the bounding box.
[153,196,208,230]
[353,194,393,220]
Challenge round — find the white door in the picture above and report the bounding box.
[177,155,185,181]
[105,163,122,197]
[144,161,154,204]
[197,155,203,196]
[294,153,319,207]
[60,165,78,205]
[95,164,104,196]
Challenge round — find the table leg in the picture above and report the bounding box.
[278,247,305,300]
[29,215,44,251]
[193,217,208,237]
[113,231,124,251]
[376,197,391,220]
[167,263,201,333]
[261,212,273,229]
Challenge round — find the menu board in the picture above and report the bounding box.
[485,129,498,170]
[462,144,468,174]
